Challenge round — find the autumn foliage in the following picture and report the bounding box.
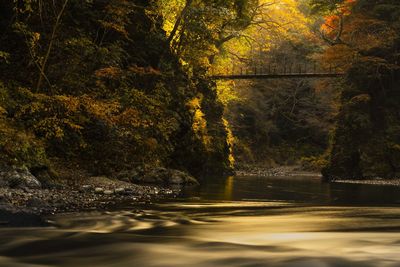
[0,0,233,178]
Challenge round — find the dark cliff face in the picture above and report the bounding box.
[0,0,232,179]
[323,1,400,180]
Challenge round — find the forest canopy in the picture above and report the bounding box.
[0,0,399,181]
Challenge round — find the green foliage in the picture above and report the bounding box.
[0,51,9,63]
[0,82,48,169]
[301,156,328,171]
[159,0,259,70]
[224,36,337,166]
[309,0,346,14]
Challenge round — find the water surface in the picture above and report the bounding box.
[1,175,400,267]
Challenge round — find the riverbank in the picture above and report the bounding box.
[235,165,322,177]
[333,179,400,186]
[235,165,400,187]
[0,162,202,226]
[0,175,179,227]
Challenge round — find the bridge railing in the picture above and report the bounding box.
[211,62,344,78]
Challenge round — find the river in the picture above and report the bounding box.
[1,175,400,267]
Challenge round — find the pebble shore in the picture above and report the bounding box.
[0,176,179,226]
[333,179,400,186]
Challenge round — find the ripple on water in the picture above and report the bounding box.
[1,201,400,267]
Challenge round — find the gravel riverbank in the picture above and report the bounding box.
[235,165,400,187]
[235,165,322,177]
[0,164,201,226]
[0,176,179,226]
[333,179,400,186]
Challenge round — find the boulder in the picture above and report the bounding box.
[0,166,41,189]
[168,169,199,185]
[94,187,104,194]
[114,188,125,194]
[31,168,62,189]
[116,170,141,183]
[120,167,199,186]
[103,190,114,195]
[141,167,170,184]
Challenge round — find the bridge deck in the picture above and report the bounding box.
[212,73,344,80]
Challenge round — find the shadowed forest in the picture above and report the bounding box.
[1,0,399,185]
[1,1,400,267]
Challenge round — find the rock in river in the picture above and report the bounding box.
[0,166,42,189]
[119,167,199,186]
[94,187,104,194]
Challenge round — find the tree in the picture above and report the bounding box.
[158,0,260,70]
[318,0,400,179]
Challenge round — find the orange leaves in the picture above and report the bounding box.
[95,67,123,79]
[319,0,396,69]
[14,90,161,141]
[321,15,341,34]
[339,0,356,15]
[320,0,356,37]
[128,65,162,76]
[80,95,120,125]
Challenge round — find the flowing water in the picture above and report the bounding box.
[1,175,400,267]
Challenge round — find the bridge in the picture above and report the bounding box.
[211,63,345,80]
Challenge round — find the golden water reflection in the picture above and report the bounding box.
[2,175,400,267]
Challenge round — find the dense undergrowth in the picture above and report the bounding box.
[0,0,232,179]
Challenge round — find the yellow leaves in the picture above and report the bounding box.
[55,95,80,113]
[0,106,7,117]
[223,118,235,168]
[32,32,40,43]
[0,51,9,63]
[192,109,207,136]
[389,143,400,152]
[156,0,186,35]
[216,80,239,106]
[14,0,34,14]
[188,97,206,134]
[15,91,120,140]
[80,96,120,125]
[12,83,179,157]
[0,115,47,167]
[186,96,202,110]
[35,117,65,139]
[212,0,313,75]
[187,95,212,149]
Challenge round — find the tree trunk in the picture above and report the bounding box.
[36,0,69,92]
